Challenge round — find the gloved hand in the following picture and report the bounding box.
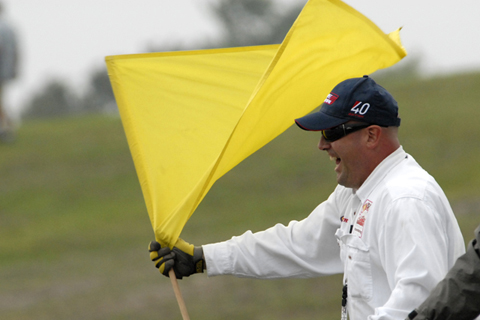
[148,238,205,279]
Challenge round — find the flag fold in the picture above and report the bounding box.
[106,0,406,247]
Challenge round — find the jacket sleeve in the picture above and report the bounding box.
[372,197,465,319]
[203,190,344,279]
[407,224,480,320]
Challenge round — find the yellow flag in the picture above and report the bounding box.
[106,0,406,247]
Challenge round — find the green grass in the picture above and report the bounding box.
[1,71,480,319]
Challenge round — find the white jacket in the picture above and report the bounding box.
[203,147,465,320]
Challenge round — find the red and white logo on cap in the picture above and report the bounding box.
[324,92,339,105]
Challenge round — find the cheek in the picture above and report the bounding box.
[333,140,358,159]
[335,140,364,167]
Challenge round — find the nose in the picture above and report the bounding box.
[318,135,331,151]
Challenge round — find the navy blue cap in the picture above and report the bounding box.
[295,75,401,131]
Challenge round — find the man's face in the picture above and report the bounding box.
[318,125,370,189]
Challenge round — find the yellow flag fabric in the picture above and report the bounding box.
[106,0,406,247]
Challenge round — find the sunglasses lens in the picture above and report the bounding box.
[322,127,342,142]
[322,123,370,142]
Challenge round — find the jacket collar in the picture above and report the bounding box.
[354,146,407,202]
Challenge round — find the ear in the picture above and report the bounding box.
[365,125,382,148]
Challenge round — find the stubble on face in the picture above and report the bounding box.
[327,133,368,190]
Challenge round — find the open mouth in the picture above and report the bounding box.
[330,155,342,173]
[330,155,341,165]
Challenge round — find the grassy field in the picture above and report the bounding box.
[1,71,480,319]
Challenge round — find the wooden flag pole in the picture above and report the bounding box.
[169,269,191,320]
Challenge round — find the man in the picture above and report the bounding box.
[0,2,18,143]
[406,224,480,320]
[149,75,465,320]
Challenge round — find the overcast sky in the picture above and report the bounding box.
[3,0,480,118]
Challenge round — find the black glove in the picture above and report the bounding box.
[148,238,205,279]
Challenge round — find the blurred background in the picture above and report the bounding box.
[1,1,480,319]
[3,0,480,122]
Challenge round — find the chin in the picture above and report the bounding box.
[336,177,347,187]
[337,177,357,189]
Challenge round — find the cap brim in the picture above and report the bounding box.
[295,111,346,131]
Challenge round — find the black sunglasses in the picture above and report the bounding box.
[321,123,371,142]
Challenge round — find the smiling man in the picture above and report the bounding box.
[296,75,402,191]
[149,75,466,320]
